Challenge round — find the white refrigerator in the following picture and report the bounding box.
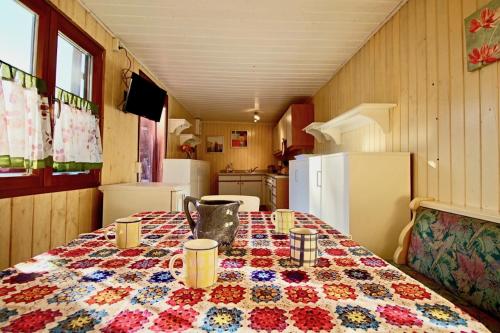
[289,155,322,217]
[162,159,210,198]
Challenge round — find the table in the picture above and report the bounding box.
[0,211,489,332]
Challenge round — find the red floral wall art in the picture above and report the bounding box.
[465,0,500,71]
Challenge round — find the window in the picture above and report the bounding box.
[0,0,36,74]
[0,0,45,189]
[56,33,92,99]
[0,0,104,198]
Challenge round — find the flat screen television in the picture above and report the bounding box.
[124,72,166,122]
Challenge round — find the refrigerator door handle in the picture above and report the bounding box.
[316,170,322,188]
[294,170,298,182]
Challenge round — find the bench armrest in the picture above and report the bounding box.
[393,197,434,264]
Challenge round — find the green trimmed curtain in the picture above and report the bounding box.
[0,65,52,169]
[52,96,102,172]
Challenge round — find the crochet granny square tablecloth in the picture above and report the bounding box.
[0,211,490,332]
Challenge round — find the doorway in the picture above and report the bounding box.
[137,72,167,182]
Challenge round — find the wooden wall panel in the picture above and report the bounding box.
[51,191,67,248]
[33,194,52,256]
[78,189,93,234]
[463,0,481,208]
[313,0,500,212]
[65,191,80,243]
[198,122,276,194]
[11,196,34,265]
[0,198,12,269]
[0,189,101,269]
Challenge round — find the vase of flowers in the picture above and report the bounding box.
[181,144,194,159]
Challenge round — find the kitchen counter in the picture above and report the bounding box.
[218,171,288,178]
[268,173,289,179]
[218,171,288,210]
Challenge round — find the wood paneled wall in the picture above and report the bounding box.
[198,122,276,194]
[0,188,100,269]
[313,0,499,212]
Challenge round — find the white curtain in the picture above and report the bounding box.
[52,102,102,171]
[0,73,52,169]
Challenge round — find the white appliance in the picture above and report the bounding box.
[289,152,410,259]
[289,156,321,217]
[163,159,210,198]
[98,183,185,227]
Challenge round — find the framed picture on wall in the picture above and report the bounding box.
[231,130,248,148]
[206,136,224,153]
[464,0,500,71]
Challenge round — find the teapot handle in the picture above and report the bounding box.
[183,196,199,233]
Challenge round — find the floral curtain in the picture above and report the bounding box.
[52,101,102,171]
[0,71,52,169]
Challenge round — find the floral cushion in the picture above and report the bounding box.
[407,207,500,318]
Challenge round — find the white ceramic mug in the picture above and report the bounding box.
[272,209,295,234]
[104,217,142,249]
[169,239,219,288]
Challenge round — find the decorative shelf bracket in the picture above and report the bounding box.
[168,118,191,135]
[318,126,342,144]
[179,134,201,146]
[303,122,327,143]
[303,103,396,145]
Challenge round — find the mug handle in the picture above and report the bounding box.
[184,196,199,233]
[104,226,115,244]
[168,254,184,282]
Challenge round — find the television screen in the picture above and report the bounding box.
[124,73,166,122]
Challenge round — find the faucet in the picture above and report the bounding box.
[248,166,258,173]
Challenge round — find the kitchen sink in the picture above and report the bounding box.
[219,170,259,174]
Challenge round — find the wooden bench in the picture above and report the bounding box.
[393,198,500,332]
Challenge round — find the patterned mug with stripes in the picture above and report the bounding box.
[272,209,295,234]
[169,239,219,288]
[289,227,318,267]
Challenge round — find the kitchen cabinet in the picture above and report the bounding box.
[218,180,241,195]
[272,104,314,156]
[218,175,262,199]
[273,126,280,153]
[240,180,261,198]
[264,175,289,211]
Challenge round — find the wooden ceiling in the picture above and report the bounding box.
[82,0,404,122]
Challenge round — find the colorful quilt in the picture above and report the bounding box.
[0,211,490,332]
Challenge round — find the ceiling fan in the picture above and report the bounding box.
[242,97,261,122]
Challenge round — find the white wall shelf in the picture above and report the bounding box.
[179,134,201,146]
[168,118,191,134]
[303,122,328,143]
[303,103,396,144]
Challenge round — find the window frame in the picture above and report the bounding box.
[0,0,105,199]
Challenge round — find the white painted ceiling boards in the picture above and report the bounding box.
[82,0,403,122]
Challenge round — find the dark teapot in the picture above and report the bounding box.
[183,196,241,251]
